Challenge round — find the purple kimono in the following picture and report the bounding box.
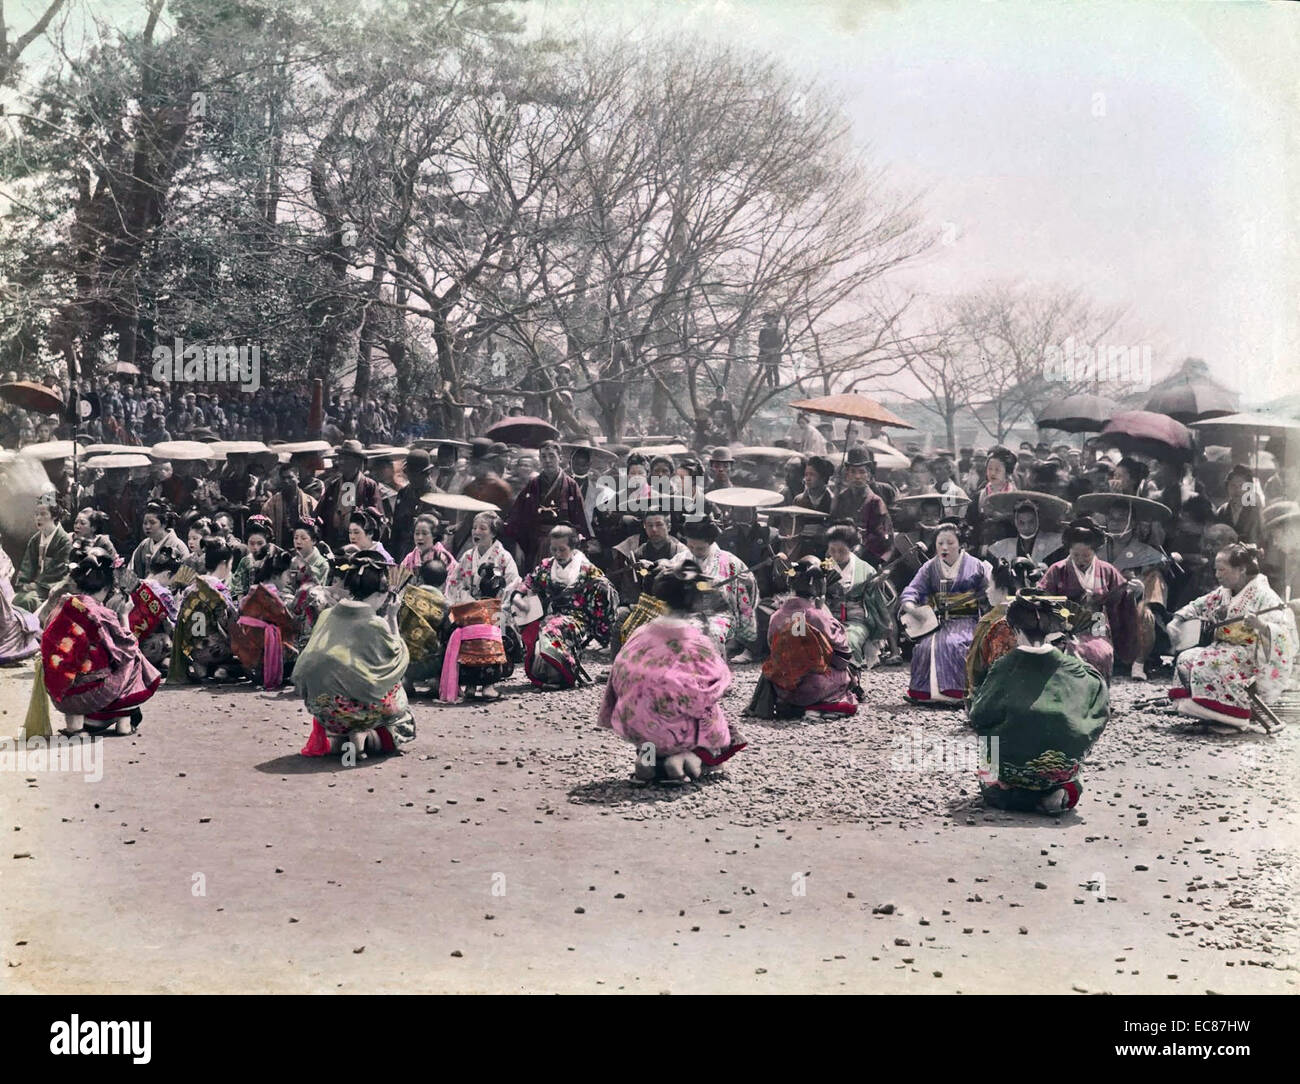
[1039,556,1140,680]
[901,551,989,702]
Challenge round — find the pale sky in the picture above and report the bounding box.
[536,0,1300,403]
[5,0,1298,403]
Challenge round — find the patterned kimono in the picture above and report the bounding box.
[296,600,415,755]
[512,552,618,688]
[901,551,990,702]
[1039,556,1140,680]
[125,579,177,672]
[670,545,758,649]
[969,645,1109,811]
[1169,574,1297,726]
[168,576,238,682]
[763,597,857,710]
[0,551,40,664]
[41,594,162,721]
[128,530,188,580]
[230,583,298,688]
[401,542,460,584]
[827,553,893,666]
[445,541,518,604]
[397,584,449,685]
[599,616,738,758]
[965,605,1018,696]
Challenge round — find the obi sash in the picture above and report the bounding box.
[42,597,112,705]
[932,590,980,618]
[128,582,169,640]
[440,625,504,701]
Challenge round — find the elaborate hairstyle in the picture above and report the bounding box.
[200,535,235,573]
[349,507,385,540]
[1217,541,1261,578]
[253,547,293,584]
[77,507,112,536]
[69,545,116,595]
[334,548,390,599]
[933,520,963,542]
[143,499,176,529]
[648,559,707,613]
[625,453,649,472]
[825,523,861,549]
[245,514,274,540]
[682,517,720,544]
[1062,515,1106,548]
[987,446,1017,473]
[292,517,320,540]
[148,546,185,576]
[791,555,830,599]
[1006,592,1070,645]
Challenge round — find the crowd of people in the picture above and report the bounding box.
[3,387,1299,813]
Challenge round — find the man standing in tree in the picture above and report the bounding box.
[758,312,783,388]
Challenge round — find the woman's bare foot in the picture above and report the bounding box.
[62,714,85,735]
[113,716,132,735]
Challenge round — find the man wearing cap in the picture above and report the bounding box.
[829,447,874,524]
[390,448,439,557]
[462,439,513,514]
[315,439,384,551]
[366,448,403,529]
[708,447,735,491]
[262,463,319,551]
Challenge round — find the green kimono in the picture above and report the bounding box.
[14,524,72,610]
[828,553,893,665]
[295,600,415,747]
[968,645,1109,810]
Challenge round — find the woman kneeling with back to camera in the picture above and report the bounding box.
[599,561,746,783]
[968,593,1109,814]
[296,549,415,758]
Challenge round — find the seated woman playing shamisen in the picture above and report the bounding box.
[297,549,415,758]
[1166,542,1297,732]
[968,593,1109,814]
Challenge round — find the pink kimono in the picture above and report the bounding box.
[599,617,733,756]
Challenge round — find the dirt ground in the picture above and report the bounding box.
[2,652,1296,995]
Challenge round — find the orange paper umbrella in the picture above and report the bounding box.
[788,393,914,429]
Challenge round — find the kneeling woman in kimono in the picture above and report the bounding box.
[397,557,450,695]
[230,551,300,689]
[966,556,1040,695]
[115,547,183,672]
[168,537,241,683]
[441,519,523,702]
[755,557,858,718]
[968,593,1109,814]
[825,523,894,669]
[0,548,40,665]
[508,525,617,689]
[1166,542,1297,731]
[1039,516,1141,682]
[599,562,746,782]
[900,522,991,703]
[39,546,163,735]
[297,550,415,757]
